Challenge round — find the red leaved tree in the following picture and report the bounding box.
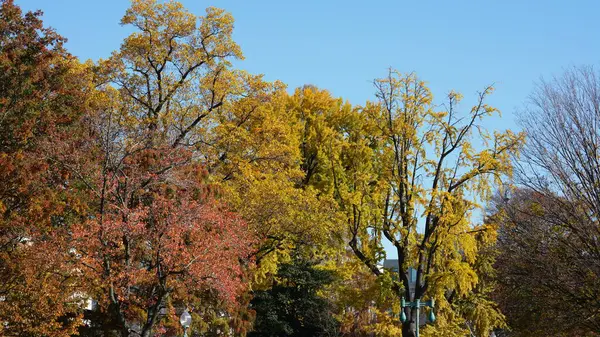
[47,1,258,336]
[64,142,254,337]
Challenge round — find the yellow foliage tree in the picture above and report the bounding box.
[98,3,347,323]
[85,1,259,335]
[199,82,346,286]
[296,71,524,336]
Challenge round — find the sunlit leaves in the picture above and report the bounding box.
[61,1,258,335]
[0,1,92,335]
[297,70,523,336]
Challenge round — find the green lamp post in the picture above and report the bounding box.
[400,297,435,337]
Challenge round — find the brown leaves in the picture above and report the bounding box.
[0,1,92,335]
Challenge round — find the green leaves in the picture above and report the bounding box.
[249,258,339,337]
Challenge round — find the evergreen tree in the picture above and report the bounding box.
[249,258,339,337]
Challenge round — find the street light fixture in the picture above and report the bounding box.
[180,309,192,337]
[400,297,435,337]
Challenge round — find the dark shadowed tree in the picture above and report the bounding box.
[249,258,340,337]
[494,66,600,336]
[493,188,600,336]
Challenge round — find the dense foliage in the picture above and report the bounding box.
[4,1,595,337]
[291,77,523,336]
[0,0,90,335]
[249,258,339,337]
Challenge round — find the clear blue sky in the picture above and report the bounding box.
[17,0,600,258]
[17,0,600,117]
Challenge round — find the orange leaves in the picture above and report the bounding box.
[1,0,257,333]
[0,2,93,333]
[57,2,259,333]
[63,137,257,332]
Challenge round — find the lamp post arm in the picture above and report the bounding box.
[401,297,435,337]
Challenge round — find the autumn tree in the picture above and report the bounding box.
[493,66,600,336]
[73,1,346,335]
[365,70,521,337]
[284,86,395,335]
[192,82,355,335]
[491,189,599,336]
[0,2,529,336]
[323,251,402,337]
[295,72,523,336]
[195,82,344,287]
[50,1,257,336]
[0,1,92,335]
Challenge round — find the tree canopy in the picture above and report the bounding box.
[5,1,592,337]
[249,258,339,337]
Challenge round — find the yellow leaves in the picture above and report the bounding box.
[450,260,478,295]
[203,79,302,184]
[230,174,345,289]
[365,308,403,337]
[123,0,195,38]
[234,175,340,243]
[194,84,349,288]
[466,297,507,336]
[421,316,469,337]
[120,0,202,75]
[103,0,245,143]
[82,1,525,329]
[483,85,495,95]
[482,104,499,117]
[447,90,463,103]
[252,245,291,288]
[201,7,243,60]
[312,68,523,334]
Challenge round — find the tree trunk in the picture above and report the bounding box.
[402,320,416,337]
[400,305,418,337]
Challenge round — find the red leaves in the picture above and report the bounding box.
[0,1,255,335]
[65,138,256,332]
